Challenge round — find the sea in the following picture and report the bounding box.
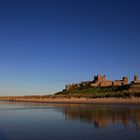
[0,101,140,140]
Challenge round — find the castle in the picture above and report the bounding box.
[91,75,128,87]
[65,74,140,91]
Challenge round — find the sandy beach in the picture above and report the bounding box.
[0,97,140,105]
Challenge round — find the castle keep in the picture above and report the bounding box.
[65,74,139,91]
[91,75,128,87]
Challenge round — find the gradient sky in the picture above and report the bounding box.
[0,0,140,95]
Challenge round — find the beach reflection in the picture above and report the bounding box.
[54,104,140,129]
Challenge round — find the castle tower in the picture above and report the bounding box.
[134,75,138,81]
[103,75,106,81]
[97,74,106,82]
[97,74,102,82]
[131,75,140,84]
[123,77,128,82]
[123,77,128,85]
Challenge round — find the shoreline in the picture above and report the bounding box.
[0,97,140,105]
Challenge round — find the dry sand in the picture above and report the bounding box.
[0,97,140,105]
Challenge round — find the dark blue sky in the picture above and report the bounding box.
[0,0,140,95]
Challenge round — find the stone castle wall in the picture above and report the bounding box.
[113,81,123,86]
[100,81,113,87]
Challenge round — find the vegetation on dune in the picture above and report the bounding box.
[54,85,140,98]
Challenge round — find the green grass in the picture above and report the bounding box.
[55,85,134,98]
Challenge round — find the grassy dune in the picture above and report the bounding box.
[55,85,140,98]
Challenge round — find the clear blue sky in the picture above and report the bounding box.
[0,0,140,95]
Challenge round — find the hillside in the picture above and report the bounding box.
[55,85,140,98]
